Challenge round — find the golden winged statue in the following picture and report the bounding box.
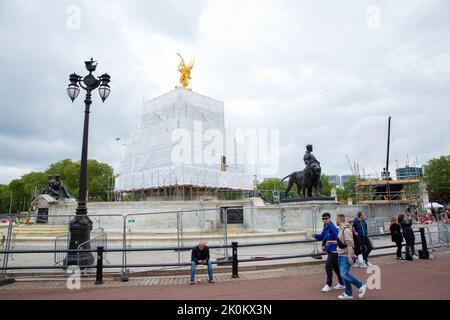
[175,52,194,90]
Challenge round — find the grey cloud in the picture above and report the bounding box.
[0,0,449,184]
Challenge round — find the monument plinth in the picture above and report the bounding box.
[281,196,336,203]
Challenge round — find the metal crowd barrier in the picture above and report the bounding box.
[0,204,434,285]
[0,227,428,286]
[54,234,69,266]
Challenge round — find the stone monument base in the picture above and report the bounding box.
[281,196,335,203]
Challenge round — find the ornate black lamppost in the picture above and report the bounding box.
[65,58,110,266]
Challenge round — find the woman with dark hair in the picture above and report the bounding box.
[398,214,417,261]
[389,217,403,260]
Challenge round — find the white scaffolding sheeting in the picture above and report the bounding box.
[116,88,253,191]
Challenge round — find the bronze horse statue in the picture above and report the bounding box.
[281,166,322,198]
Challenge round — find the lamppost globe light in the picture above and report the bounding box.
[98,73,111,102]
[67,84,80,102]
[98,84,110,102]
[67,73,82,102]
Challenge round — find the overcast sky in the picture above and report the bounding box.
[0,0,449,184]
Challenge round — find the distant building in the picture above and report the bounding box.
[340,175,353,185]
[396,166,423,180]
[328,175,341,186]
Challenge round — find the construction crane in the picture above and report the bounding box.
[345,154,355,175]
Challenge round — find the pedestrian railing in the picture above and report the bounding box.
[0,228,428,285]
[425,223,450,251]
[437,223,449,246]
[77,231,108,268]
[0,204,436,285]
[367,217,390,236]
[54,234,69,266]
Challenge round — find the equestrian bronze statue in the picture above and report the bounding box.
[281,144,323,198]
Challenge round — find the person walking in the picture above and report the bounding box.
[336,214,367,300]
[353,212,373,268]
[314,212,345,293]
[398,214,418,261]
[431,208,441,222]
[389,217,403,260]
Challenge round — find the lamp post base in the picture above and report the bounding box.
[0,278,15,287]
[64,213,94,267]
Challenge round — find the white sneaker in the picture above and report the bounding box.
[412,255,419,260]
[321,284,333,293]
[357,255,365,265]
[333,284,345,290]
[338,293,354,300]
[359,262,368,268]
[367,261,374,267]
[358,284,367,298]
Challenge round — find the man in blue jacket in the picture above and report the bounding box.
[190,241,214,285]
[314,212,345,292]
[353,212,373,268]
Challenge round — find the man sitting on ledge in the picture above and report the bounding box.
[190,241,214,285]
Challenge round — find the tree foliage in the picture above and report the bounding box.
[0,159,114,213]
[335,175,357,204]
[256,178,296,202]
[423,155,450,203]
[0,184,12,213]
[320,175,333,197]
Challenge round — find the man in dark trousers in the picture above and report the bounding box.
[353,212,373,268]
[190,241,214,285]
[314,212,345,292]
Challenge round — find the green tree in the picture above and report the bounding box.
[1,158,115,213]
[320,175,333,196]
[8,179,25,213]
[21,171,48,198]
[0,184,12,213]
[46,158,81,197]
[86,159,114,201]
[336,175,357,204]
[257,178,297,202]
[45,159,113,201]
[423,155,450,203]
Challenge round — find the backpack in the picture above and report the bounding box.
[337,226,361,252]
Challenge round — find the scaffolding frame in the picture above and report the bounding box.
[116,88,254,194]
[355,178,423,205]
[115,185,250,201]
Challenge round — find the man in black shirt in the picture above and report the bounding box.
[190,241,214,285]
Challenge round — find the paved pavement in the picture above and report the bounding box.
[1,250,449,300]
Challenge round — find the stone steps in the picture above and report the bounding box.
[9,228,307,248]
[11,225,68,237]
